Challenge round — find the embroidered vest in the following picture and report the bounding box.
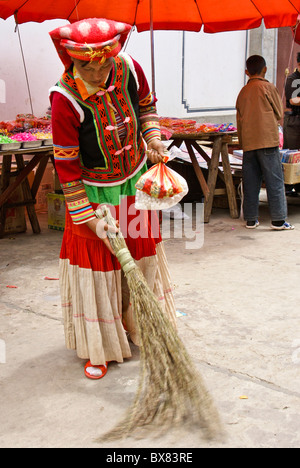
[56,56,146,185]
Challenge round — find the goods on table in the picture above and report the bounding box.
[0,114,51,132]
[159,117,237,139]
[0,114,52,149]
[30,131,53,140]
[15,113,50,129]
[1,114,238,148]
[0,134,16,144]
[0,133,22,150]
[10,132,38,142]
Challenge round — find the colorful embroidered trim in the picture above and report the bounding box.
[141,120,161,144]
[139,92,161,143]
[53,145,80,161]
[58,56,146,185]
[62,180,96,224]
[66,44,115,64]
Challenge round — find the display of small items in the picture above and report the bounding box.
[281,150,300,164]
[0,134,16,144]
[0,113,52,148]
[158,116,237,140]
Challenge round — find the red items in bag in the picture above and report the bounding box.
[135,162,183,199]
[135,158,189,210]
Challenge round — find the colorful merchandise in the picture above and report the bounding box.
[0,113,52,146]
[281,150,300,164]
[158,117,237,138]
[0,134,16,144]
[10,132,38,142]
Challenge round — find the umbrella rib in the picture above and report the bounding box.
[14,0,30,22]
[249,0,263,18]
[67,0,81,21]
[133,0,140,26]
[194,0,204,24]
[250,0,300,22]
[288,0,300,14]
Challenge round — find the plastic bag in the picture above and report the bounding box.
[278,125,283,150]
[135,162,189,210]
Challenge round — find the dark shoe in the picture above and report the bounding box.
[271,221,295,231]
[246,220,259,229]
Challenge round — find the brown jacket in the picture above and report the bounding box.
[236,77,283,152]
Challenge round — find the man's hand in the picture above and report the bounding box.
[290,96,300,106]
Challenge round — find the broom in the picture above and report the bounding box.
[95,205,222,441]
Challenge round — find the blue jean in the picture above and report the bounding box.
[242,147,287,222]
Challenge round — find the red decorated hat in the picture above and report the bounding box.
[50,18,132,69]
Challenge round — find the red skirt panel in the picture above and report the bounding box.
[60,196,162,272]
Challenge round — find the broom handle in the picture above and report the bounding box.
[95,206,137,274]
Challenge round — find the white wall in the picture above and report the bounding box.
[125,28,248,122]
[0,16,248,123]
[0,17,65,120]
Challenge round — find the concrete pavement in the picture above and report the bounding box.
[0,192,300,448]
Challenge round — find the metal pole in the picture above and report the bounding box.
[150,0,156,97]
[15,23,34,115]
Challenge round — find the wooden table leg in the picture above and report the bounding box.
[15,154,41,234]
[0,155,12,237]
[191,140,211,167]
[167,139,183,151]
[0,153,44,207]
[220,142,239,219]
[0,150,54,236]
[185,141,209,200]
[168,138,210,200]
[30,153,50,198]
[204,136,222,223]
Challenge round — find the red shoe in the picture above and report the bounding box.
[84,361,108,380]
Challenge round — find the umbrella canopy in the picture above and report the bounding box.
[292,16,300,44]
[0,0,300,33]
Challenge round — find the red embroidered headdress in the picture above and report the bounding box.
[49,18,132,70]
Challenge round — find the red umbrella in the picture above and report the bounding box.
[292,15,300,44]
[1,0,300,92]
[0,0,300,32]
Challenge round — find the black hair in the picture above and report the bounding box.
[246,55,266,76]
[297,52,300,63]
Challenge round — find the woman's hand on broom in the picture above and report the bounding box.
[86,218,119,255]
[146,138,167,164]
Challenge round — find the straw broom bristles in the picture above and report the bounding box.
[95,206,222,441]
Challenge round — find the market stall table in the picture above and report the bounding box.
[167,131,240,222]
[0,145,54,237]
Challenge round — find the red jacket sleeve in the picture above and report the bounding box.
[50,91,82,183]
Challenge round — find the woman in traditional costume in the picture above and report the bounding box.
[49,18,176,379]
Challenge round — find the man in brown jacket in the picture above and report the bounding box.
[236,55,294,230]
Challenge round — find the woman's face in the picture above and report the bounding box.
[73,57,113,87]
